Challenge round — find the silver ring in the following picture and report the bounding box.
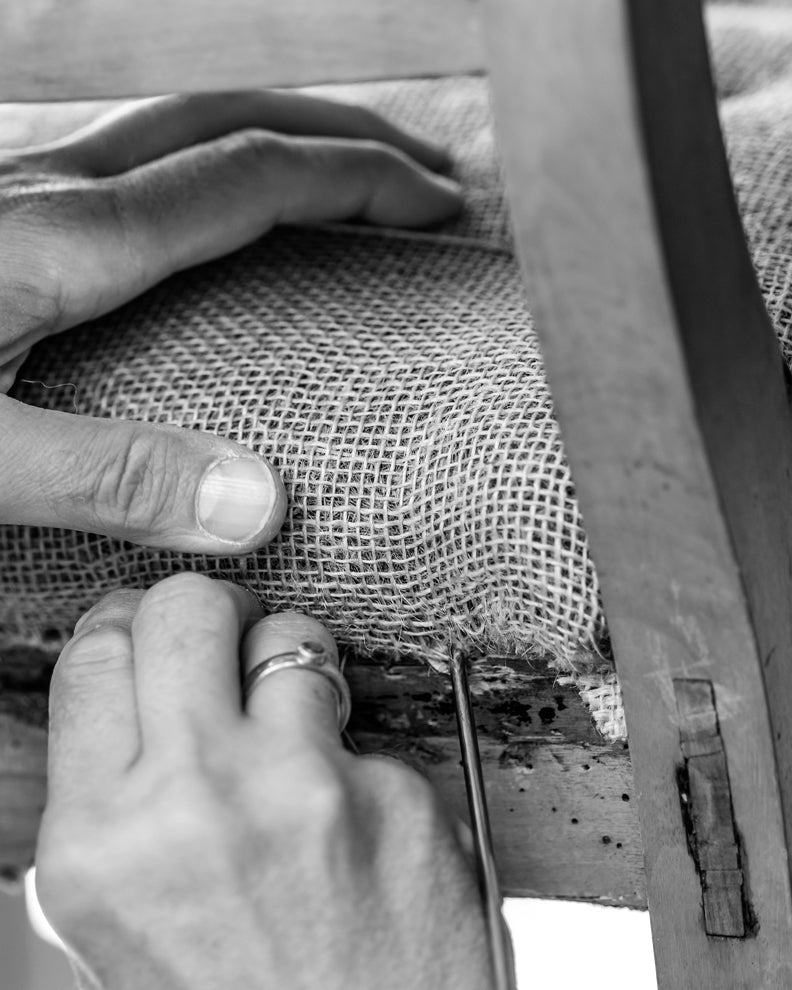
[242,640,352,732]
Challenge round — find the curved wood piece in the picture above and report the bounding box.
[485,0,792,985]
[0,0,482,101]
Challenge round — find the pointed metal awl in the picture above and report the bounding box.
[437,651,517,990]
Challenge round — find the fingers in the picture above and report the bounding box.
[241,612,345,752]
[2,109,461,340]
[113,130,462,280]
[0,395,287,553]
[131,574,263,745]
[47,589,144,806]
[51,90,450,177]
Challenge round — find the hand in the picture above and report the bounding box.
[0,91,461,552]
[34,574,492,990]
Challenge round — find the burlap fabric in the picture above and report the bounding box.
[2,2,791,742]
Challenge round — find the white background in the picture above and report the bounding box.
[0,875,659,990]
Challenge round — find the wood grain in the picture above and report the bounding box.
[0,646,644,905]
[485,0,792,985]
[674,680,746,937]
[0,0,483,101]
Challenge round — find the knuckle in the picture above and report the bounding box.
[136,768,230,858]
[90,426,178,535]
[220,128,294,170]
[156,787,218,847]
[107,171,173,279]
[362,757,441,827]
[0,191,70,337]
[271,755,351,832]
[0,267,65,339]
[98,178,135,246]
[302,773,349,828]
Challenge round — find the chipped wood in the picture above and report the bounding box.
[0,646,644,904]
[674,680,747,938]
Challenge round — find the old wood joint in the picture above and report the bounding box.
[674,679,753,939]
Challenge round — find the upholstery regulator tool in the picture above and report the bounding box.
[427,650,517,990]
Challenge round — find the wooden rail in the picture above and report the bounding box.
[485,0,792,985]
[0,0,482,101]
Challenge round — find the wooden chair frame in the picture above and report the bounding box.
[2,1,792,986]
[488,3,792,984]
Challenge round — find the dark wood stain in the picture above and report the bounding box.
[0,644,642,904]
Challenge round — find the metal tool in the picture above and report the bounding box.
[439,651,517,990]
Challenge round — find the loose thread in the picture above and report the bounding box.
[19,379,80,414]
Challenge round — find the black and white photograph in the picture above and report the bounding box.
[3,2,792,988]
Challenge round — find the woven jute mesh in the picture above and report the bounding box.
[2,3,792,742]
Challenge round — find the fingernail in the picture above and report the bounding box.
[72,610,95,635]
[196,457,279,543]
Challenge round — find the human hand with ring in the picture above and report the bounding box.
[34,573,492,990]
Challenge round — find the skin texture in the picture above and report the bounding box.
[0,90,462,552]
[2,95,495,986]
[35,575,495,990]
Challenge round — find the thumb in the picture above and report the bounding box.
[0,396,287,553]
